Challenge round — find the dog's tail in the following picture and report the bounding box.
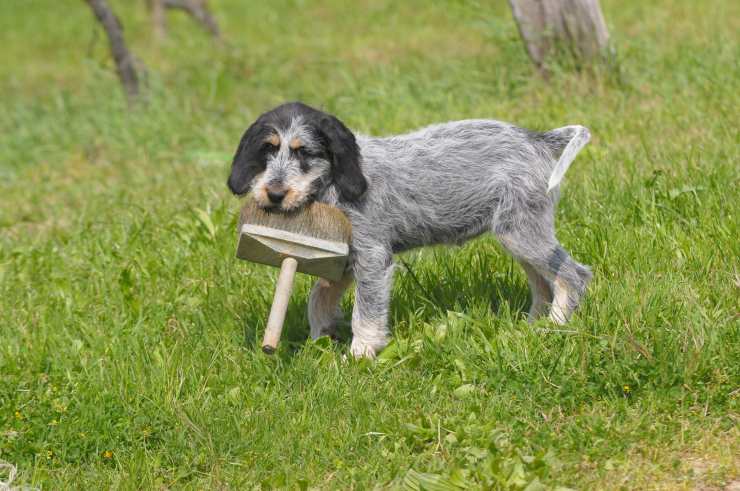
[544,125,591,193]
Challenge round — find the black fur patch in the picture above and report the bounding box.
[227,116,274,195]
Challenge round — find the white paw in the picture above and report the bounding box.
[549,304,568,325]
[350,338,378,359]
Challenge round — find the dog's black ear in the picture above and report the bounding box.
[317,115,367,202]
[227,119,271,195]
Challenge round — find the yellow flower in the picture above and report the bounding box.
[623,385,631,393]
[46,450,53,459]
[14,411,23,420]
[103,450,113,459]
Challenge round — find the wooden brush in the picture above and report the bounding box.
[236,199,352,354]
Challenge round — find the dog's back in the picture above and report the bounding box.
[354,119,589,251]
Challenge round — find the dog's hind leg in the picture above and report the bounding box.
[547,250,592,324]
[497,224,591,325]
[519,261,553,322]
[308,274,353,339]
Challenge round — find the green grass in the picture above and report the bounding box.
[1,0,738,488]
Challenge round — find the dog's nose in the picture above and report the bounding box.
[267,189,286,204]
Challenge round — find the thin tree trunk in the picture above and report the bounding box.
[84,0,141,102]
[509,0,609,73]
[150,0,167,39]
[163,0,220,38]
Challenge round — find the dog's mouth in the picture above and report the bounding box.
[259,203,285,213]
[257,203,307,218]
[257,199,305,214]
[255,188,315,213]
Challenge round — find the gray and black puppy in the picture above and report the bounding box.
[228,102,592,358]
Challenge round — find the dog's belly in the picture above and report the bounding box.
[389,205,495,253]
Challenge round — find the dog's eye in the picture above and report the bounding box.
[293,146,311,158]
[262,141,278,152]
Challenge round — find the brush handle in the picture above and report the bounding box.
[262,257,298,354]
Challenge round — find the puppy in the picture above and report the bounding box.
[228,102,592,358]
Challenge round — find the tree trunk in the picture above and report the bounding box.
[163,0,220,38]
[149,0,167,39]
[84,0,141,102]
[509,0,609,73]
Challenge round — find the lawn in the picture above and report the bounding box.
[0,0,738,489]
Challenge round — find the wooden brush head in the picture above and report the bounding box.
[236,198,352,281]
[238,199,352,244]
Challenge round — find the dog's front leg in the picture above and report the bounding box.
[349,244,395,359]
[308,274,353,339]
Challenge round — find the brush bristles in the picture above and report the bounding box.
[239,199,352,244]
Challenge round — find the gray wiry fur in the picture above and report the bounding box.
[228,102,593,358]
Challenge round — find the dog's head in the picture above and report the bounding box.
[227,102,367,211]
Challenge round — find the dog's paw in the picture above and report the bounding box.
[350,338,378,359]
